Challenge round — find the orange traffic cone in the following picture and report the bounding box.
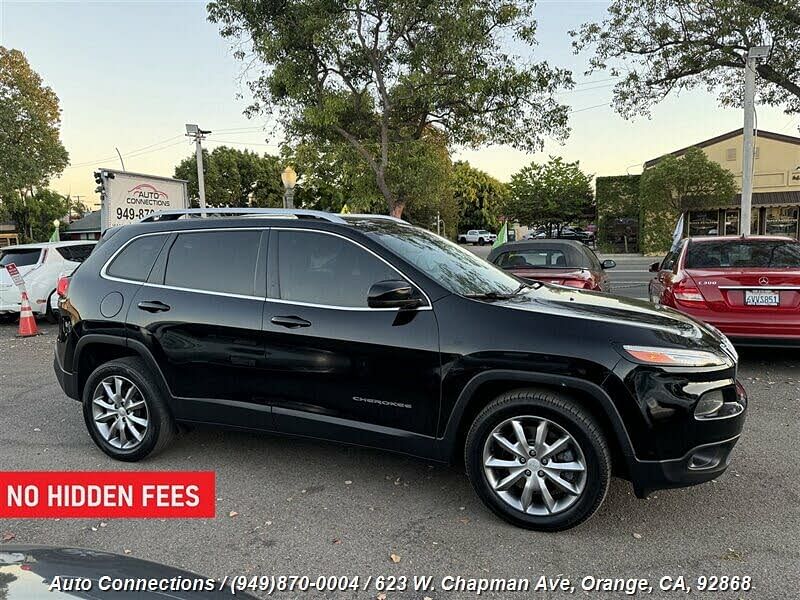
[17,291,39,337]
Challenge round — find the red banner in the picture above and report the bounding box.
[0,471,215,518]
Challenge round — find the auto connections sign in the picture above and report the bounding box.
[98,169,188,231]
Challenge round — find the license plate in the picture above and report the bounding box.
[744,290,779,306]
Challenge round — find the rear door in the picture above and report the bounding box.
[264,228,441,441]
[126,228,272,429]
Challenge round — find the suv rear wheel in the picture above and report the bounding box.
[465,388,611,531]
[82,356,176,461]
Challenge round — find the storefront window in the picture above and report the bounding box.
[765,206,799,238]
[722,209,759,235]
[688,211,720,236]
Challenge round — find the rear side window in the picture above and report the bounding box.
[0,248,41,267]
[495,246,589,269]
[278,231,398,308]
[56,244,94,263]
[106,235,168,282]
[165,231,261,296]
[685,240,800,269]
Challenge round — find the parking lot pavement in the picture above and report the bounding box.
[2,322,800,599]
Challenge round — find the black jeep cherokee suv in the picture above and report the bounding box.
[54,209,747,531]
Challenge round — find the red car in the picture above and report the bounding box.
[649,235,800,344]
[487,239,615,291]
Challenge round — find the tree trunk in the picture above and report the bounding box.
[389,201,405,219]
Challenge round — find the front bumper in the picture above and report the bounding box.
[628,435,741,498]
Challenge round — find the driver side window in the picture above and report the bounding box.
[277,231,400,308]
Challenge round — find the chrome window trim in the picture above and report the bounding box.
[271,227,432,311]
[99,226,432,311]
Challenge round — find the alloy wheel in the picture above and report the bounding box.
[482,416,587,516]
[91,375,149,450]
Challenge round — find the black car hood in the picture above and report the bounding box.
[0,545,258,599]
[488,284,718,345]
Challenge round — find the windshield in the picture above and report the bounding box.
[354,220,521,296]
[494,245,591,269]
[685,239,800,269]
[0,248,41,267]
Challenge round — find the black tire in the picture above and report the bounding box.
[465,388,611,531]
[478,237,486,245]
[82,356,176,461]
[458,236,466,244]
[45,291,58,324]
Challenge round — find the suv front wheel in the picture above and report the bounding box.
[465,388,611,531]
[82,357,176,461]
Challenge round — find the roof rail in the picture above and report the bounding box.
[139,208,348,224]
[342,213,408,224]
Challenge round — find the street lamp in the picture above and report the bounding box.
[281,166,297,209]
[740,45,771,236]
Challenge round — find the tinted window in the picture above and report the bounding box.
[165,231,261,296]
[0,248,41,267]
[496,246,590,269]
[685,240,800,269]
[107,235,168,282]
[278,231,398,307]
[57,244,94,263]
[354,220,521,296]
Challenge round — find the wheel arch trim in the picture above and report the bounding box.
[441,370,637,464]
[74,334,173,399]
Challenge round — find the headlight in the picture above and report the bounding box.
[622,345,730,367]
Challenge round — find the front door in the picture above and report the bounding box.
[127,228,272,429]
[263,228,441,444]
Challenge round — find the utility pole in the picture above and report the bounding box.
[185,124,212,211]
[740,46,771,236]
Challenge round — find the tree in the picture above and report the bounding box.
[505,157,594,235]
[572,0,800,120]
[0,47,69,241]
[452,161,508,233]
[0,189,69,242]
[639,147,737,252]
[174,146,285,207]
[288,130,459,236]
[208,0,573,218]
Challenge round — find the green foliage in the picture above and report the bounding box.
[452,161,508,233]
[639,147,737,253]
[505,157,594,233]
[174,146,285,208]
[287,132,459,237]
[0,189,70,242]
[208,0,573,216]
[595,174,640,247]
[0,47,69,241]
[572,0,800,121]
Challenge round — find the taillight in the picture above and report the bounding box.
[673,279,705,303]
[56,274,70,298]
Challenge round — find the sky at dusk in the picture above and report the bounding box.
[1,0,798,208]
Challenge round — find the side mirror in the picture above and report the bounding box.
[601,259,616,270]
[368,280,423,309]
[649,261,661,273]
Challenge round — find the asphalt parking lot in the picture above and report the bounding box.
[1,320,799,599]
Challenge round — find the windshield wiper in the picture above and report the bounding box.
[465,282,536,301]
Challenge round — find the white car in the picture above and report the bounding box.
[0,241,96,322]
[457,229,497,245]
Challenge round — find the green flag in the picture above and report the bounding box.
[492,221,507,249]
[49,226,60,242]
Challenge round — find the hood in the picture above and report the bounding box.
[0,545,259,599]
[487,284,721,347]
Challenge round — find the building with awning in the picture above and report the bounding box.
[644,128,800,239]
[64,210,102,240]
